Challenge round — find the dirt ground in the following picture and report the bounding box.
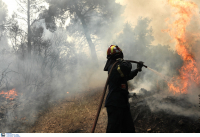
[28,88,108,133]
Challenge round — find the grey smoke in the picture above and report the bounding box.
[0,0,200,133]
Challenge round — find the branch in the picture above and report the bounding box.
[15,0,27,12]
[83,5,96,16]
[0,63,12,87]
[31,0,45,6]
[16,15,28,23]
[30,18,42,26]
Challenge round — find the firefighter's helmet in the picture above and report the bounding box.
[107,45,122,56]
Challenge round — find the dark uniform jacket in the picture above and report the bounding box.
[105,60,138,108]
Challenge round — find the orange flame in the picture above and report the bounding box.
[0,89,18,100]
[21,117,26,120]
[165,0,200,94]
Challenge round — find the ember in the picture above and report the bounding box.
[0,89,18,100]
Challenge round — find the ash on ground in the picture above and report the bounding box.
[129,88,200,133]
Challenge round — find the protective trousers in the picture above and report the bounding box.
[106,106,135,133]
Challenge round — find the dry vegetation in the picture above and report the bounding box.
[28,88,107,133]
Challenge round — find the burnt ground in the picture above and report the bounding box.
[130,95,200,133]
[1,88,200,133]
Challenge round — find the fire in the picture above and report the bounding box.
[0,89,18,100]
[21,117,26,120]
[165,0,200,94]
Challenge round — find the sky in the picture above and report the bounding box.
[2,0,17,15]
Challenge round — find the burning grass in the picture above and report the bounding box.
[0,89,18,100]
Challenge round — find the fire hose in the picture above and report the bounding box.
[91,60,147,133]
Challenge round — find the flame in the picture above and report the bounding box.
[0,89,18,100]
[21,117,26,120]
[165,0,200,94]
[67,92,69,94]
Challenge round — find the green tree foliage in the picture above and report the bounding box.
[43,0,124,62]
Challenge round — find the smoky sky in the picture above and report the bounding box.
[116,0,200,49]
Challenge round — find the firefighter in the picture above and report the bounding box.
[104,45,143,133]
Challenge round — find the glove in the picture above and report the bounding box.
[137,61,144,72]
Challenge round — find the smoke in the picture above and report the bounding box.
[146,93,200,119]
[116,0,174,48]
[0,39,108,132]
[0,0,7,24]
[116,0,200,49]
[0,0,200,132]
[0,1,121,131]
[113,0,200,119]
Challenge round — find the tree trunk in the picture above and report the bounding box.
[27,0,31,55]
[75,5,98,66]
[80,17,98,64]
